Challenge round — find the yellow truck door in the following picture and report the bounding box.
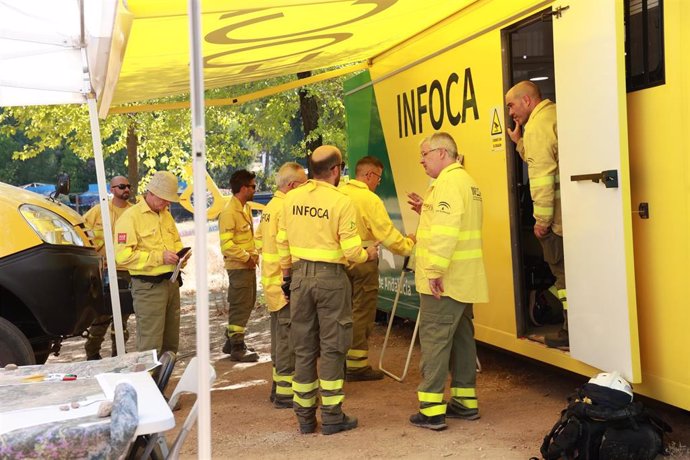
[553,1,641,382]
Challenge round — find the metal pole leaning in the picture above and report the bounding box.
[379,257,419,382]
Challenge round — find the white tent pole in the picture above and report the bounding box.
[86,96,125,354]
[187,0,211,458]
[78,0,124,355]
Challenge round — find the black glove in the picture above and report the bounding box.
[281,276,292,300]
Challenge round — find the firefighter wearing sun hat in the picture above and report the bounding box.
[115,170,185,356]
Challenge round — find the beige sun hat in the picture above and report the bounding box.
[147,170,180,202]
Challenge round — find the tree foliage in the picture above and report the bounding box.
[0,67,355,192]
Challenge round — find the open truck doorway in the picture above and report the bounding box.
[502,10,564,345]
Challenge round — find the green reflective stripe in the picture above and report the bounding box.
[420,404,447,417]
[278,247,291,257]
[458,230,482,241]
[562,299,568,311]
[93,230,104,237]
[530,175,556,187]
[272,367,278,378]
[219,231,234,241]
[276,386,293,396]
[291,246,343,261]
[293,395,317,408]
[451,387,477,398]
[416,229,431,238]
[381,233,400,247]
[293,380,319,393]
[418,391,444,403]
[557,289,567,300]
[115,247,132,264]
[226,325,245,334]
[340,234,362,251]
[427,252,451,268]
[322,395,344,406]
[255,239,263,249]
[320,379,344,391]
[276,229,287,241]
[548,285,559,298]
[273,369,292,384]
[416,248,450,268]
[347,349,367,358]
[533,205,554,216]
[262,275,282,286]
[431,225,460,237]
[451,249,483,260]
[135,251,148,269]
[221,240,236,251]
[346,359,368,368]
[452,397,478,409]
[262,252,280,262]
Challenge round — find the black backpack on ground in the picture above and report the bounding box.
[538,383,672,460]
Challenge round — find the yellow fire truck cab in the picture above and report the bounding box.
[0,180,103,365]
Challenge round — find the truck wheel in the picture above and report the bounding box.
[0,317,36,366]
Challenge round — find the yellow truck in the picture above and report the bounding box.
[344,0,690,411]
[0,180,103,365]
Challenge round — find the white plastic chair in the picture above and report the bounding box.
[134,357,216,460]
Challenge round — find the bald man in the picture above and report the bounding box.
[277,146,378,435]
[83,175,133,360]
[505,81,568,348]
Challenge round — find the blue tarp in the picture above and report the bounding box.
[20,183,54,195]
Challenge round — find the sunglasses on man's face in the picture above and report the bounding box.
[113,184,131,190]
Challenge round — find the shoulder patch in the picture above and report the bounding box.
[437,201,451,214]
[117,233,127,244]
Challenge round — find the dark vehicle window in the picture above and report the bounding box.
[625,0,665,91]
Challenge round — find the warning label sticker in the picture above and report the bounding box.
[490,107,504,151]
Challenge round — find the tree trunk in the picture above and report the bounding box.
[297,71,321,178]
[126,122,139,198]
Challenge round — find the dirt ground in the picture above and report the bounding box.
[47,224,690,459]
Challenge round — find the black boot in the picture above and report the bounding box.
[269,381,276,403]
[545,311,569,348]
[228,341,259,362]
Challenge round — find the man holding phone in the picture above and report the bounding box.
[115,170,185,356]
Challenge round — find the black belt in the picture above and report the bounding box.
[132,273,174,284]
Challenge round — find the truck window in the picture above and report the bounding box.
[625,0,665,91]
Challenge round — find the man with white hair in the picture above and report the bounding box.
[255,162,307,408]
[407,132,488,431]
[115,170,185,356]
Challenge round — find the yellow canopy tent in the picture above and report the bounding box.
[101,0,474,115]
[1,0,475,455]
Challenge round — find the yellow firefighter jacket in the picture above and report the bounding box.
[255,190,287,312]
[219,195,257,270]
[340,179,414,256]
[415,163,489,303]
[83,199,132,256]
[114,199,183,276]
[516,99,562,236]
[277,180,367,269]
